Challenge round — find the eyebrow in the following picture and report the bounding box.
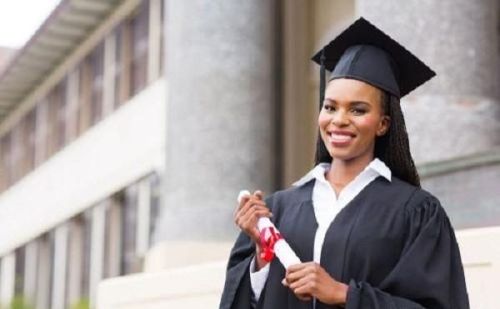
[349,101,371,107]
[324,98,372,106]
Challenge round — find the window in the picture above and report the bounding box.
[34,99,49,166]
[24,110,36,176]
[0,110,36,192]
[149,174,161,247]
[114,22,132,107]
[66,216,88,308]
[65,71,80,144]
[80,211,92,300]
[90,43,104,125]
[130,0,149,95]
[35,233,53,309]
[47,81,66,156]
[10,123,23,183]
[14,247,25,296]
[159,0,165,75]
[104,196,123,279]
[122,185,139,274]
[78,58,92,134]
[0,133,12,191]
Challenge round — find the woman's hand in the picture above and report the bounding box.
[284,262,348,305]
[234,190,272,270]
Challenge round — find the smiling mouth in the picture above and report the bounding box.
[327,131,356,145]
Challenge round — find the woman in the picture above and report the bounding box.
[219,17,469,309]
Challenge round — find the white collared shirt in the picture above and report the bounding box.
[249,158,392,300]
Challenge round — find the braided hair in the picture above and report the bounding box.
[314,90,421,187]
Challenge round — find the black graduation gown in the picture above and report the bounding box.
[219,176,469,309]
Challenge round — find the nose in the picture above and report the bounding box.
[332,110,349,127]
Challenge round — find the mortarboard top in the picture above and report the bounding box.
[312,17,436,104]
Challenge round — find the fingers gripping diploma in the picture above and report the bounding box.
[283,262,349,305]
[234,190,271,244]
[236,190,302,269]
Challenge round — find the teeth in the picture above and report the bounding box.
[329,133,353,142]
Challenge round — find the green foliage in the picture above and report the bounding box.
[6,295,34,309]
[0,296,90,309]
[70,298,90,309]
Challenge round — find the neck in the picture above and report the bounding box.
[327,154,374,188]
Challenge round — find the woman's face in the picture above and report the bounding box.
[318,78,390,163]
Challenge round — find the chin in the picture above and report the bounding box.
[328,149,356,161]
[329,146,375,164]
[331,154,356,162]
[328,144,370,161]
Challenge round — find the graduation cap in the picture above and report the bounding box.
[312,17,436,108]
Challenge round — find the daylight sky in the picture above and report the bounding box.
[0,0,61,48]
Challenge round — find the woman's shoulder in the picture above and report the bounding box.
[265,179,315,207]
[390,176,445,215]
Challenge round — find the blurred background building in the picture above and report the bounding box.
[0,0,498,308]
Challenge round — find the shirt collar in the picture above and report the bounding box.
[293,158,392,187]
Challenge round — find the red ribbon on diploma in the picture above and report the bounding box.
[259,227,283,262]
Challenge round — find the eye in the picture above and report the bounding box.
[350,107,367,115]
[323,104,336,112]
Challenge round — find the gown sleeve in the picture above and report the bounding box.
[219,230,256,309]
[345,192,470,309]
[219,194,277,309]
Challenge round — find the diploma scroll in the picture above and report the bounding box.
[238,190,301,269]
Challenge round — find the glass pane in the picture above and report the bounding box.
[131,0,149,95]
[90,43,104,125]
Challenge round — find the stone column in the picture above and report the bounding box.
[154,0,278,266]
[357,0,500,163]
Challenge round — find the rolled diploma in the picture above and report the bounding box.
[238,190,301,269]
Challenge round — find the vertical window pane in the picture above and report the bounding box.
[35,233,53,309]
[81,211,92,300]
[149,173,161,247]
[15,120,26,181]
[35,99,48,166]
[0,133,12,190]
[66,216,87,308]
[78,59,92,134]
[47,81,66,156]
[14,247,25,296]
[131,0,149,95]
[57,80,67,150]
[104,196,122,279]
[11,123,22,183]
[47,88,58,157]
[115,22,132,107]
[65,70,80,144]
[122,185,139,275]
[90,43,104,125]
[159,0,165,75]
[25,110,36,175]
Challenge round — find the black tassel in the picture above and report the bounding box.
[319,49,326,111]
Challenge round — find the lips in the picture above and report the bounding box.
[327,130,356,146]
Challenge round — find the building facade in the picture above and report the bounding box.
[0,0,165,308]
[0,0,499,308]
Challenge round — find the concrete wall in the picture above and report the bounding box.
[459,228,500,309]
[97,262,227,309]
[421,156,500,229]
[97,227,500,309]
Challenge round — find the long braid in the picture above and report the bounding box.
[375,92,420,187]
